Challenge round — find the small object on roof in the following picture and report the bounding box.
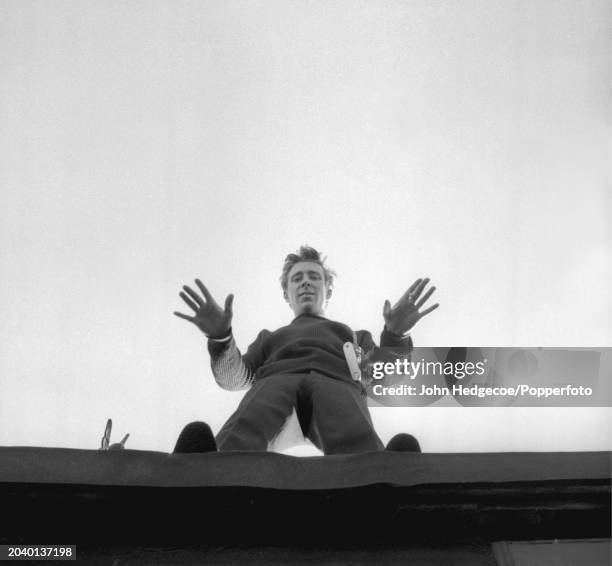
[100,418,130,450]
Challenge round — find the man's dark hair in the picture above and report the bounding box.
[280,246,336,291]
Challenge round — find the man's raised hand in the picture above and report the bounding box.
[383,277,439,336]
[174,279,234,338]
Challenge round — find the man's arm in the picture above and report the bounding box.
[355,276,438,386]
[356,329,413,388]
[355,328,413,356]
[207,330,269,391]
[383,277,438,336]
[380,327,414,351]
[174,279,263,391]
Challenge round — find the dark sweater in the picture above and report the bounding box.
[211,313,412,386]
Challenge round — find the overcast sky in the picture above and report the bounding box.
[1,0,610,454]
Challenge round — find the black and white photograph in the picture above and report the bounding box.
[1,1,610,564]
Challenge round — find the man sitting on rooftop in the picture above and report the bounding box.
[173,246,438,455]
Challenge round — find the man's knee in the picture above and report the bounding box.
[173,421,216,453]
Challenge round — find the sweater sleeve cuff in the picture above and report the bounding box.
[208,333,232,343]
[206,327,233,341]
[206,329,233,356]
[380,326,412,348]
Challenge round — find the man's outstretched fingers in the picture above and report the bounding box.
[400,280,422,304]
[179,291,199,312]
[195,279,214,303]
[174,311,195,322]
[420,303,439,317]
[408,278,422,294]
[183,285,204,306]
[383,299,392,317]
[412,277,430,300]
[416,286,435,309]
[224,293,234,315]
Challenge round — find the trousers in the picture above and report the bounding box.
[215,373,384,455]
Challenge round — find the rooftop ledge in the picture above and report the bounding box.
[1,447,610,547]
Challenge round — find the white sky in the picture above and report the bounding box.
[1,0,610,454]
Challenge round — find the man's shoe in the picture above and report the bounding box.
[173,421,217,453]
[386,433,421,452]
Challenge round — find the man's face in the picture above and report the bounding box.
[284,261,331,316]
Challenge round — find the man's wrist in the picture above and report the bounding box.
[206,328,233,342]
[384,325,409,338]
